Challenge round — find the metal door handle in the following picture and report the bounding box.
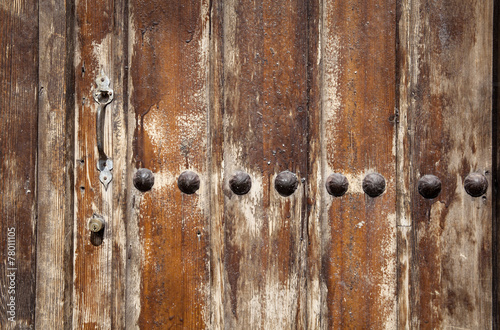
[93,71,114,190]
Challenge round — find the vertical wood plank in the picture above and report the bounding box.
[0,1,38,328]
[494,0,500,328]
[126,0,211,328]
[209,0,226,328]
[36,0,75,328]
[222,0,308,328]
[73,0,127,328]
[321,0,397,328]
[399,0,493,328]
[306,0,324,328]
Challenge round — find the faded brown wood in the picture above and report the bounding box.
[72,0,127,328]
[0,1,38,328]
[35,0,75,328]
[398,0,493,328]
[221,0,308,328]
[126,1,211,328]
[321,0,397,328]
[306,0,323,328]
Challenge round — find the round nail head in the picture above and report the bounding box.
[178,171,200,194]
[464,172,488,197]
[133,168,155,192]
[362,172,386,197]
[275,171,298,197]
[326,173,349,197]
[229,171,252,195]
[417,174,441,199]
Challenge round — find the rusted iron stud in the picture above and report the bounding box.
[417,174,441,199]
[464,172,488,197]
[275,171,298,197]
[229,171,252,195]
[362,172,386,197]
[325,173,349,197]
[178,170,200,195]
[133,168,155,192]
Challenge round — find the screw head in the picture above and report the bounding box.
[229,171,252,195]
[133,168,155,192]
[417,174,442,199]
[178,171,200,194]
[275,171,298,197]
[325,173,349,197]
[464,172,488,197]
[362,172,386,197]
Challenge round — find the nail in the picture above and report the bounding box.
[133,168,155,192]
[275,171,298,197]
[325,173,349,197]
[178,171,200,194]
[464,172,488,197]
[417,174,441,199]
[229,171,252,195]
[362,172,386,197]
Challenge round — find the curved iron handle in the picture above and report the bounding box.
[93,71,114,190]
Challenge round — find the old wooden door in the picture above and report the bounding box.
[1,0,497,329]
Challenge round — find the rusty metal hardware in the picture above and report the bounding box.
[362,172,386,197]
[133,168,155,192]
[326,173,349,197]
[178,171,200,194]
[93,70,114,191]
[418,174,441,199]
[88,214,105,233]
[275,171,298,197]
[464,172,488,197]
[229,171,252,195]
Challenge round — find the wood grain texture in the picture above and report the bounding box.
[36,0,75,328]
[494,0,500,328]
[399,0,493,328]
[126,0,211,328]
[306,0,323,328]
[222,0,308,328]
[321,0,397,328]
[0,1,38,328]
[73,0,127,328]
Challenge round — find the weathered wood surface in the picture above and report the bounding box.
[0,0,497,328]
[220,0,309,328]
[126,1,211,328]
[0,1,38,328]
[320,0,398,328]
[398,0,493,328]
[35,0,75,328]
[72,0,127,328]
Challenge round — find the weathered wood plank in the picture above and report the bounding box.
[35,0,75,328]
[222,0,308,328]
[209,0,226,328]
[398,0,493,328]
[305,0,323,328]
[126,1,212,328]
[494,1,500,328]
[0,1,38,328]
[321,0,397,328]
[73,0,127,328]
